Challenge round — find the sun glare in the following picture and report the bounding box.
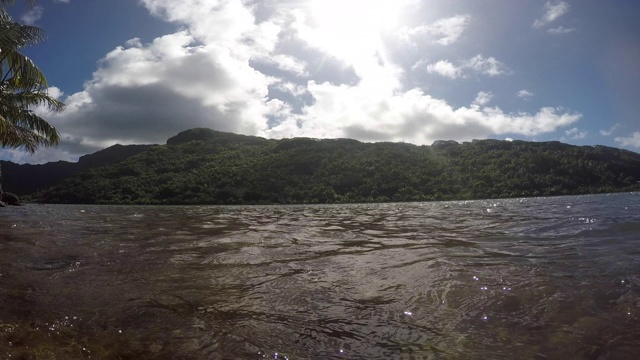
[302,0,410,65]
[309,0,402,34]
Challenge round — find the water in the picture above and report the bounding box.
[1,193,640,359]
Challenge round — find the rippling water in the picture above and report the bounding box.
[1,193,640,359]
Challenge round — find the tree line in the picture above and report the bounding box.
[34,128,640,205]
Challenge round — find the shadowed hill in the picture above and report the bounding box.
[27,128,640,205]
[167,128,268,147]
[1,144,152,195]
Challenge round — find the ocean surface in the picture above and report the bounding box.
[1,193,640,359]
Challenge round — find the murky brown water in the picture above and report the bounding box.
[1,193,640,359]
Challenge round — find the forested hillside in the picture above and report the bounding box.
[32,128,640,204]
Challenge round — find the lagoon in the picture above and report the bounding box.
[1,194,640,359]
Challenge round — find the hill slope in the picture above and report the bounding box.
[34,128,640,204]
[1,144,152,195]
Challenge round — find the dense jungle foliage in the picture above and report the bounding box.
[35,128,640,204]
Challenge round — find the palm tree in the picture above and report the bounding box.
[0,0,63,199]
[0,3,63,152]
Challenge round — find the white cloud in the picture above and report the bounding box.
[615,132,640,148]
[402,14,470,46]
[256,54,308,77]
[564,127,587,140]
[267,83,582,146]
[426,55,508,78]
[20,6,43,25]
[600,124,620,136]
[465,55,509,76]
[46,86,64,100]
[473,91,493,106]
[53,0,70,3]
[124,38,143,47]
[533,1,570,28]
[426,60,461,79]
[428,14,471,46]
[273,81,308,97]
[517,89,534,99]
[548,26,575,34]
[142,0,254,42]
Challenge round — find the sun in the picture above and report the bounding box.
[309,0,403,34]
[300,0,411,66]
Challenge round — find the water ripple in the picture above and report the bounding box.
[1,194,640,358]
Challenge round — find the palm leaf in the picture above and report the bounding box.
[0,21,45,49]
[1,51,48,89]
[0,109,60,152]
[4,89,64,110]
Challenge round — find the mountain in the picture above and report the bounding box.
[19,128,640,205]
[1,144,152,196]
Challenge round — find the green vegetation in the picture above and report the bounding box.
[34,128,640,204]
[0,0,62,153]
[0,0,63,200]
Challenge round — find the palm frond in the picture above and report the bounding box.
[0,21,45,49]
[0,109,60,152]
[1,52,48,89]
[2,90,65,111]
[0,119,46,153]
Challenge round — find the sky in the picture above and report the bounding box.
[2,0,640,164]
